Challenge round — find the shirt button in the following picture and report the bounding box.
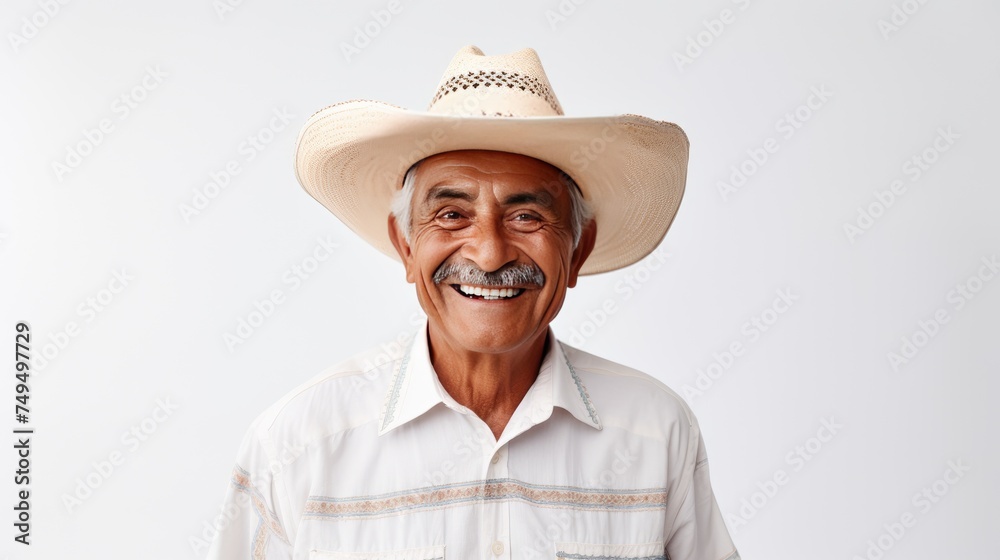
[491,452,501,464]
[491,540,505,555]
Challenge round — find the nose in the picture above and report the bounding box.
[462,218,518,273]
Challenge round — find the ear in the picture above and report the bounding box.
[387,214,417,284]
[567,218,597,288]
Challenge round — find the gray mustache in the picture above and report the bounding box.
[433,261,545,287]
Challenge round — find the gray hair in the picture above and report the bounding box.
[390,158,594,248]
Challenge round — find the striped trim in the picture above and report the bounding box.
[231,465,290,556]
[379,334,417,431]
[251,518,267,560]
[304,478,667,520]
[560,345,602,427]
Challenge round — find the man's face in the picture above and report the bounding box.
[388,150,596,355]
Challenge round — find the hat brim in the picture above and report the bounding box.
[293,100,689,275]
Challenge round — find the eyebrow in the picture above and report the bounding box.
[503,191,553,208]
[425,185,476,203]
[423,185,554,208]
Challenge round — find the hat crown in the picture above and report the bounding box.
[427,45,564,117]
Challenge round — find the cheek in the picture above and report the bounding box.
[410,234,461,281]
[523,235,574,277]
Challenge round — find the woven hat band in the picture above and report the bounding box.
[428,79,562,117]
[426,46,564,117]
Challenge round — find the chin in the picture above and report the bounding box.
[440,318,540,354]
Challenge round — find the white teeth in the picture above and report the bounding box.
[457,285,523,299]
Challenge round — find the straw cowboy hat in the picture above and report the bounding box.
[293,45,689,275]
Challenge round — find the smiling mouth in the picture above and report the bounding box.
[451,284,526,300]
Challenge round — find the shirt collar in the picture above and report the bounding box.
[377,319,603,436]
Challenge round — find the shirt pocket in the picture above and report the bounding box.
[554,540,665,560]
[309,544,446,560]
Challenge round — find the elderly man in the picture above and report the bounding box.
[208,46,739,560]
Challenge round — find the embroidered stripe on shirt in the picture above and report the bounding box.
[304,478,667,520]
[231,465,291,555]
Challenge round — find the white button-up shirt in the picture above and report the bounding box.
[208,319,739,560]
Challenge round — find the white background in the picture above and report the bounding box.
[2,0,998,558]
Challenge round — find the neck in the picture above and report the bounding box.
[426,321,549,441]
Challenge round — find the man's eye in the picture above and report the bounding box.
[440,211,462,220]
[509,213,544,232]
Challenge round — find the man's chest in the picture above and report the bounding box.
[284,409,675,560]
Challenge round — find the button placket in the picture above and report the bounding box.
[485,443,509,560]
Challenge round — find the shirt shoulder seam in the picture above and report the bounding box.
[566,360,696,428]
[259,357,404,433]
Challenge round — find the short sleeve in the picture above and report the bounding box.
[664,412,740,560]
[206,413,294,560]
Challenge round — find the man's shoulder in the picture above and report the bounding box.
[243,333,413,448]
[559,340,697,429]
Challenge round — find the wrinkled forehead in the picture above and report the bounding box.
[412,149,573,201]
